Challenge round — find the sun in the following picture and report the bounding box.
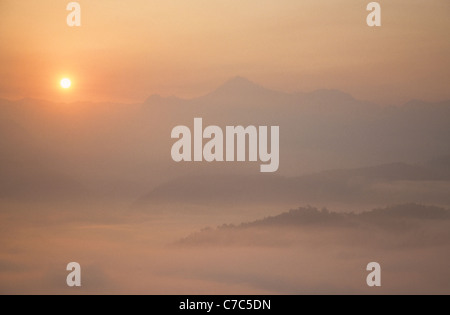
[60,78,72,89]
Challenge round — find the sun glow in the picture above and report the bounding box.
[60,78,71,89]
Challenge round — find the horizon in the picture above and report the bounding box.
[1,1,450,105]
[2,76,450,106]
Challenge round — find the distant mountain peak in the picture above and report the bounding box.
[306,89,355,102]
[208,76,279,99]
[224,76,258,86]
[218,76,264,90]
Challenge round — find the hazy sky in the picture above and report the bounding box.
[1,0,449,104]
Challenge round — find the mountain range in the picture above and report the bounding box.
[1,77,450,203]
[178,204,450,247]
[135,159,450,208]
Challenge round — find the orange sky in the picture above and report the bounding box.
[0,0,449,104]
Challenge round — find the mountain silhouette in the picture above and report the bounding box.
[207,76,280,98]
[2,78,450,202]
[177,204,450,246]
[135,160,450,208]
